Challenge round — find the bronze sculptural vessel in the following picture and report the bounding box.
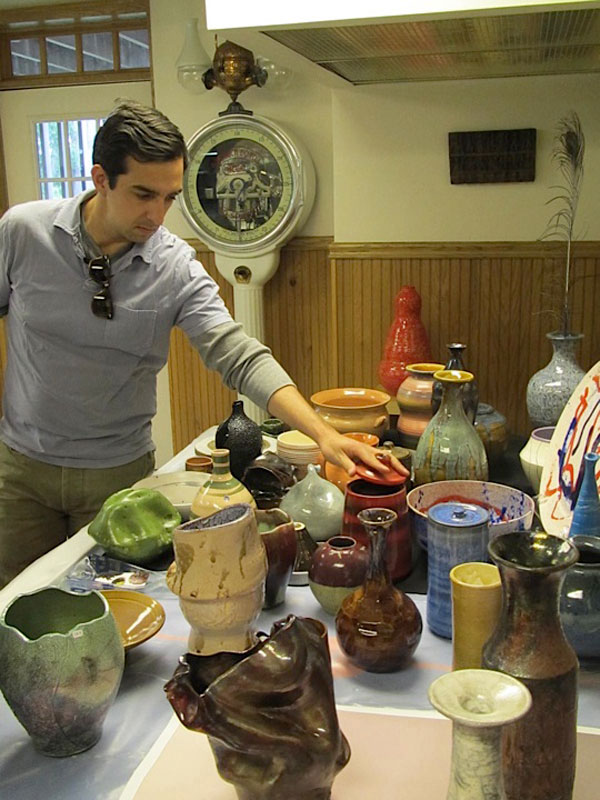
[165,615,350,799]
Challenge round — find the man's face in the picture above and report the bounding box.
[92,155,184,246]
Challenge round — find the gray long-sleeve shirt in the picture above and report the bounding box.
[0,193,293,467]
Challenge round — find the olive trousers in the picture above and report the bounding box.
[0,441,155,588]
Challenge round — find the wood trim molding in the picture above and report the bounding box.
[329,241,600,260]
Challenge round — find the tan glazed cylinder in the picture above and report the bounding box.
[450,561,502,670]
[166,503,267,655]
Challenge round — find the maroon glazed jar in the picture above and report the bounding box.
[343,479,412,581]
[308,536,369,615]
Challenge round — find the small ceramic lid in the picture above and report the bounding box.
[354,461,406,486]
[427,501,489,528]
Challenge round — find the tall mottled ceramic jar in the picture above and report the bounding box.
[414,370,488,485]
[482,531,579,800]
[396,362,445,449]
[167,503,267,655]
[526,332,585,428]
[0,587,124,757]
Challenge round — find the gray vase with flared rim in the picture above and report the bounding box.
[526,331,585,429]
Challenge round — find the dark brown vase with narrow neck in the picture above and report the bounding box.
[482,531,579,800]
[335,508,422,672]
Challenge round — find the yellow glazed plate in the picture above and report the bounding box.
[101,590,166,652]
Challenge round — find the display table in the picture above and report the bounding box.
[0,431,598,799]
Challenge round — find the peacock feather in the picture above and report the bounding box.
[541,111,585,335]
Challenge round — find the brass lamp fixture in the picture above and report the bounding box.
[202,40,268,115]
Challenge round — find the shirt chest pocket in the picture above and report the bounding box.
[103,305,157,357]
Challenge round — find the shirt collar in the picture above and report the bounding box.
[54,190,156,265]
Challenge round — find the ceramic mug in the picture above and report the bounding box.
[450,561,502,669]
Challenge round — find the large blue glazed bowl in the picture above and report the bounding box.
[407,480,535,551]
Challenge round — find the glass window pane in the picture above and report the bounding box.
[82,32,114,72]
[67,119,100,177]
[46,35,77,74]
[35,121,66,179]
[119,29,149,69]
[42,181,68,199]
[10,38,41,76]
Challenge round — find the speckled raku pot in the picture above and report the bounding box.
[526,332,585,429]
[0,587,124,757]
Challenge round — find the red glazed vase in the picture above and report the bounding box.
[343,479,412,581]
[378,286,432,396]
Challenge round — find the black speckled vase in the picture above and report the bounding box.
[215,400,263,480]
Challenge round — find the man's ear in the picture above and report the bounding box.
[91,164,110,195]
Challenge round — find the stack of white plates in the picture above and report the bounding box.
[276,430,321,468]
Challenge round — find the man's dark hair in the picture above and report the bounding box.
[93,99,188,187]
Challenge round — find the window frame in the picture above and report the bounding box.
[33,114,106,201]
[0,0,150,90]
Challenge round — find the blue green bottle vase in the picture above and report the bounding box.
[414,369,488,485]
[0,587,124,757]
[569,452,600,538]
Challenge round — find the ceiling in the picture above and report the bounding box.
[262,6,600,83]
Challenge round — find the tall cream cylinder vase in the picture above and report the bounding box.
[166,503,267,655]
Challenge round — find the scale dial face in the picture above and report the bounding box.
[180,114,306,254]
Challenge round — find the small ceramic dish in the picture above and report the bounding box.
[100,590,166,652]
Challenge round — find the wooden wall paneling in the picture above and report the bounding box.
[168,244,235,453]
[263,239,332,400]
[168,239,599,450]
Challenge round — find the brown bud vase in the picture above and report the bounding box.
[482,531,580,800]
[335,508,422,672]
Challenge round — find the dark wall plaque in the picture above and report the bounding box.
[448,128,536,184]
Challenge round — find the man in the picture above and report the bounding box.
[0,100,404,587]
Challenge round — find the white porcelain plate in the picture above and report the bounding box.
[133,471,209,517]
[539,360,600,537]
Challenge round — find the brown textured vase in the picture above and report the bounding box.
[165,615,350,800]
[335,508,422,672]
[482,531,580,800]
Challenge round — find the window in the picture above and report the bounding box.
[35,118,104,199]
[1,1,150,90]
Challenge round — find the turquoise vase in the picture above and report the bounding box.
[0,587,124,757]
[569,452,600,538]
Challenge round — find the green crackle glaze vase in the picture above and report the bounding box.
[413,369,488,486]
[0,587,124,757]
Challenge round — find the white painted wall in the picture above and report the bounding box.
[331,74,600,241]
